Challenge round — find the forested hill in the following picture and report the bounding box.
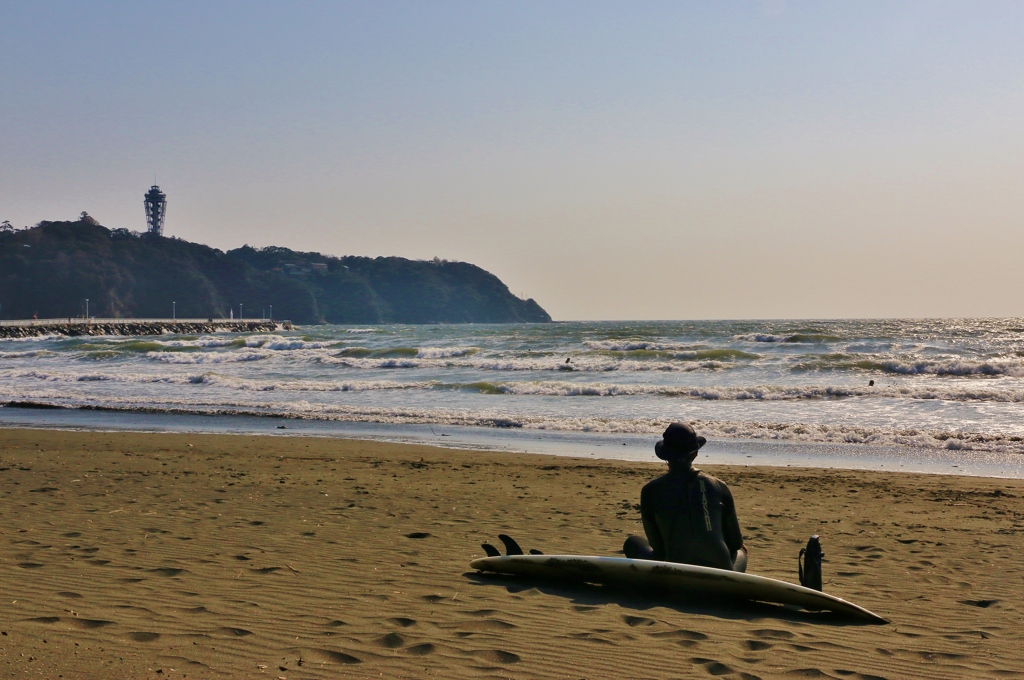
[0,217,552,324]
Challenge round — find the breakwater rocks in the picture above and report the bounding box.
[0,320,285,339]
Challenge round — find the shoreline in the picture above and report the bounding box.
[3,404,1024,479]
[0,427,1021,678]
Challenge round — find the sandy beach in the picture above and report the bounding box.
[0,428,1022,679]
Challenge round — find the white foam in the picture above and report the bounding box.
[146,349,271,364]
[4,389,1022,455]
[150,336,239,349]
[414,346,478,358]
[871,358,1024,377]
[0,350,52,359]
[243,334,335,350]
[190,374,435,392]
[733,333,787,343]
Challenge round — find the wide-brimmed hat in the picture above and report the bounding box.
[654,422,707,460]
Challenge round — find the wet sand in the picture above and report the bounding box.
[0,428,1021,679]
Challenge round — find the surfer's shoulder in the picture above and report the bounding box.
[641,471,675,495]
[696,469,729,490]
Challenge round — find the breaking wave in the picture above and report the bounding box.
[10,366,1024,405]
[334,346,478,359]
[794,355,1024,377]
[4,393,1023,454]
[734,333,841,343]
[146,349,271,364]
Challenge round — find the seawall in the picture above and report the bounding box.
[0,319,286,339]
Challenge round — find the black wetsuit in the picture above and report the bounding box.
[638,465,744,571]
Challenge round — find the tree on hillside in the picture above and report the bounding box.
[0,221,12,232]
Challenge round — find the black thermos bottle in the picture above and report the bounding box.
[799,534,824,591]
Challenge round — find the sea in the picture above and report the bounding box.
[3,318,1024,478]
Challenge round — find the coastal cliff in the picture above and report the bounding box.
[0,218,551,325]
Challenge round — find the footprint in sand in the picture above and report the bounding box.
[960,599,999,608]
[689,658,741,677]
[622,615,656,627]
[474,649,521,664]
[56,591,82,599]
[387,617,416,628]
[149,567,185,577]
[742,640,773,651]
[406,643,435,656]
[302,649,361,665]
[69,619,115,630]
[379,633,405,648]
[458,619,517,632]
[751,629,795,640]
[651,630,708,641]
[422,595,446,603]
[405,532,431,539]
[17,563,44,569]
[128,632,161,642]
[217,627,253,637]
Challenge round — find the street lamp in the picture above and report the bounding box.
[172,301,176,320]
[85,298,89,320]
[269,305,273,321]
[239,303,243,320]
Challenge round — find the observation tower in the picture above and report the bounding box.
[144,185,167,235]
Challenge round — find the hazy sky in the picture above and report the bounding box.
[3,1,1023,320]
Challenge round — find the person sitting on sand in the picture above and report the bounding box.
[623,422,748,572]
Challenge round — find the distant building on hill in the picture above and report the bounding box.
[144,185,167,235]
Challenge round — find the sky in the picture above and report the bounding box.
[2,1,1023,321]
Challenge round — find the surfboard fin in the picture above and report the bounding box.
[481,543,501,557]
[497,534,524,556]
[529,548,544,555]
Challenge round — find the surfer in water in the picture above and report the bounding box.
[623,423,748,572]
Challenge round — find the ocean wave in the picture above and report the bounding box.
[146,349,271,364]
[414,346,479,359]
[4,393,1023,454]
[793,355,1024,377]
[582,340,759,361]
[13,365,1024,404]
[188,374,435,392]
[244,334,336,350]
[0,333,64,343]
[5,369,185,385]
[150,336,241,349]
[335,346,478,359]
[0,350,53,359]
[346,328,379,334]
[321,354,727,373]
[734,333,840,343]
[460,381,1024,403]
[583,340,667,351]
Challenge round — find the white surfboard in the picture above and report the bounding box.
[469,555,887,624]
